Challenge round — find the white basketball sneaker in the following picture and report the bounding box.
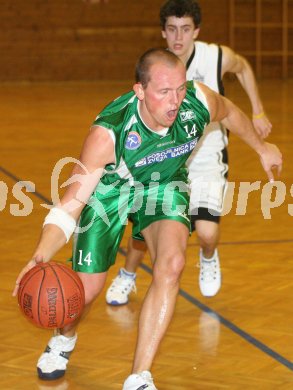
[37,333,77,380]
[106,268,137,306]
[199,249,221,297]
[123,371,157,390]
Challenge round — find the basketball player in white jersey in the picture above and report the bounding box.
[106,0,272,305]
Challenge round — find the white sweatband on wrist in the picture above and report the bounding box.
[43,207,77,243]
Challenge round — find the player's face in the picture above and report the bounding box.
[134,61,187,131]
[162,16,199,61]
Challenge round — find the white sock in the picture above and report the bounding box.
[121,268,136,279]
[201,249,218,262]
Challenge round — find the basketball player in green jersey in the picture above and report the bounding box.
[106,0,273,305]
[14,49,282,389]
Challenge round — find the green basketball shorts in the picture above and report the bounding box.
[72,180,190,273]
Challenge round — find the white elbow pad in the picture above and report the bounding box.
[43,207,77,243]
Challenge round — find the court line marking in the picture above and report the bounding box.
[2,166,291,246]
[189,239,293,245]
[0,166,52,205]
[2,165,292,371]
[136,259,293,372]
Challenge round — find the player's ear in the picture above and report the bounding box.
[162,30,166,39]
[133,83,145,100]
[193,27,200,40]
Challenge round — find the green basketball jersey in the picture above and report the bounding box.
[93,81,210,188]
[72,81,210,272]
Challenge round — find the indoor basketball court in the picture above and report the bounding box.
[0,1,292,389]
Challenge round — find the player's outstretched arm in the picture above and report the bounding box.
[221,45,272,139]
[13,126,115,296]
[197,82,282,183]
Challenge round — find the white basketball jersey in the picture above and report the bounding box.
[186,42,229,213]
[186,41,228,157]
[187,41,222,94]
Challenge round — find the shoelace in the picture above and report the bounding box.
[111,276,137,293]
[46,338,72,360]
[140,371,154,385]
[46,348,64,365]
[43,346,66,367]
[199,260,218,282]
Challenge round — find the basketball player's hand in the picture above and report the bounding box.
[253,114,272,139]
[259,142,282,182]
[12,256,44,297]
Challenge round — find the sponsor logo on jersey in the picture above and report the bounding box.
[135,138,198,167]
[178,211,189,222]
[193,70,205,83]
[125,131,142,150]
[157,140,175,148]
[180,110,196,122]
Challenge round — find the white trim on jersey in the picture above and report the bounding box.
[186,41,228,215]
[193,81,210,112]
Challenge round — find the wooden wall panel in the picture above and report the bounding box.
[1,27,164,81]
[0,0,238,81]
[229,0,293,78]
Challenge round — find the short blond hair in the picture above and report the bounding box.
[135,48,182,88]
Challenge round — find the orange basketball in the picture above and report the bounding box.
[18,262,85,329]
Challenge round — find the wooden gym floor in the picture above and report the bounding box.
[0,78,292,389]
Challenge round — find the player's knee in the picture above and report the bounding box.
[196,221,219,249]
[153,252,185,286]
[81,274,106,305]
[197,229,218,247]
[83,286,100,305]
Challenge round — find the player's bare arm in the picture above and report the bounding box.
[13,126,115,296]
[60,125,115,217]
[195,81,282,182]
[221,45,272,138]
